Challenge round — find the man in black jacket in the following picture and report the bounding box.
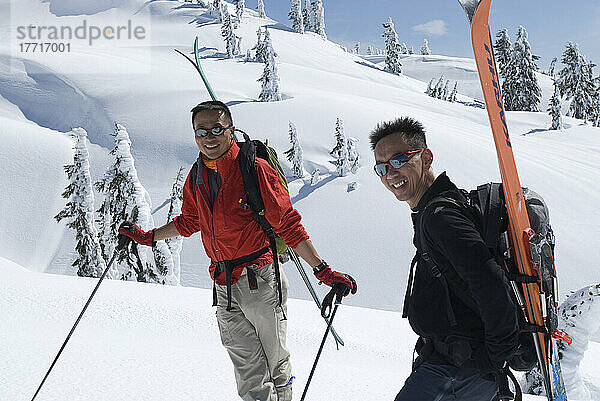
[370,117,519,401]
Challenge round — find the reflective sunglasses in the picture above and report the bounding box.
[373,149,425,177]
[194,124,233,137]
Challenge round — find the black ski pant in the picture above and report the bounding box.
[394,362,498,401]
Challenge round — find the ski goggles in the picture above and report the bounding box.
[194,124,233,137]
[373,149,425,177]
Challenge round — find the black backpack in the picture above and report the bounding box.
[415,183,558,373]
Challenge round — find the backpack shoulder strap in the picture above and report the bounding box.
[417,194,480,317]
[189,160,200,203]
[237,133,285,314]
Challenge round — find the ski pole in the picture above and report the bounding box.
[288,249,344,347]
[31,235,131,401]
[300,285,345,401]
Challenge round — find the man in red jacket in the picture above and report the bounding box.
[119,101,357,401]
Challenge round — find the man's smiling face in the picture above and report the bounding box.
[193,109,234,160]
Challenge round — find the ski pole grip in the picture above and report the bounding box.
[117,234,131,250]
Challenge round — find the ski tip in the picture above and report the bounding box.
[457,0,483,24]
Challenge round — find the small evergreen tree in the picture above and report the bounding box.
[382,17,402,75]
[234,0,245,22]
[366,45,373,55]
[354,42,360,54]
[96,124,175,284]
[221,7,240,58]
[289,0,304,33]
[494,28,512,79]
[258,29,281,102]
[55,128,107,278]
[434,75,445,99]
[257,0,266,18]
[310,168,320,185]
[548,78,563,131]
[312,0,326,39]
[511,26,541,111]
[442,80,450,101]
[420,38,430,55]
[165,167,185,284]
[347,137,360,174]
[557,42,596,120]
[284,121,305,178]
[425,78,435,96]
[448,81,458,103]
[548,57,557,77]
[212,0,223,22]
[302,0,312,31]
[408,46,414,55]
[252,27,267,63]
[399,42,408,54]
[331,118,350,177]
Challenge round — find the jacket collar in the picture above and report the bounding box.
[412,171,455,213]
[198,141,240,178]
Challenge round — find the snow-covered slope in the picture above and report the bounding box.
[0,257,568,401]
[1,0,599,325]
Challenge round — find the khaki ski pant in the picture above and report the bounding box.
[215,264,292,401]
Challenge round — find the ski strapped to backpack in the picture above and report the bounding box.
[405,182,567,400]
[458,1,569,399]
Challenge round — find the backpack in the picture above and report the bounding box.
[415,183,558,374]
[191,132,290,312]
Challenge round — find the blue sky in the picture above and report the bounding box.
[261,0,600,70]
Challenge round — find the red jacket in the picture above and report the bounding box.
[174,142,309,285]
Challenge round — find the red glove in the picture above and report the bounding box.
[118,221,155,247]
[313,262,357,296]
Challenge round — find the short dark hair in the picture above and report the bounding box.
[190,100,233,127]
[369,117,427,151]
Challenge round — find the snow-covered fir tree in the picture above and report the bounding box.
[95,124,176,284]
[399,42,408,55]
[510,25,541,111]
[494,28,512,79]
[382,17,402,75]
[256,0,266,18]
[258,29,281,102]
[330,118,350,177]
[310,168,320,185]
[54,128,107,278]
[234,0,244,22]
[448,81,458,103]
[408,46,414,54]
[366,45,373,55]
[302,0,312,31]
[164,167,184,284]
[425,78,435,96]
[252,27,267,63]
[354,42,360,54]
[442,80,450,101]
[434,75,444,99]
[221,7,240,58]
[289,0,304,33]
[592,89,600,127]
[347,137,360,174]
[211,0,224,22]
[420,38,430,55]
[557,42,597,120]
[548,78,563,131]
[284,121,305,178]
[311,0,326,39]
[548,57,557,77]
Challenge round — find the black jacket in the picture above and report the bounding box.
[406,172,519,370]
